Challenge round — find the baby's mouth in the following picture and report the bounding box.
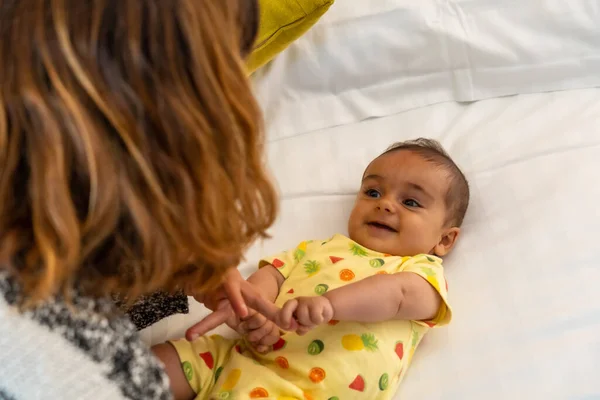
[367,222,397,233]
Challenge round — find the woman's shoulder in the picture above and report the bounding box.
[0,274,171,400]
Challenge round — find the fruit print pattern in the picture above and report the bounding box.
[199,351,214,369]
[394,341,404,360]
[309,367,326,383]
[349,374,365,392]
[172,234,451,399]
[272,338,287,351]
[249,387,269,398]
[349,243,369,257]
[307,340,324,355]
[314,283,329,295]
[339,269,355,281]
[408,326,421,362]
[369,258,384,268]
[221,368,241,391]
[419,266,442,292]
[182,361,193,382]
[304,260,321,277]
[214,366,224,383]
[379,373,389,391]
[341,333,378,351]
[275,356,289,369]
[294,241,308,262]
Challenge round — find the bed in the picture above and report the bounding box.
[141,1,600,398]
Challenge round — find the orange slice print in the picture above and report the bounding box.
[309,367,326,383]
[339,269,355,281]
[249,387,269,398]
[376,270,388,275]
[275,356,289,369]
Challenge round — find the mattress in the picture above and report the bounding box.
[141,87,600,399]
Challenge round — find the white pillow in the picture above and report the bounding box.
[253,0,600,140]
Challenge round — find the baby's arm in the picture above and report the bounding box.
[247,264,285,302]
[278,272,441,330]
[325,272,441,322]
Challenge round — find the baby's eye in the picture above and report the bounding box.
[365,189,381,198]
[403,199,420,208]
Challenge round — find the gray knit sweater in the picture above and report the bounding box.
[0,274,172,400]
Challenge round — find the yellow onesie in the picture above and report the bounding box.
[170,234,452,400]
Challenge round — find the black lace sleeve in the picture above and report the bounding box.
[123,291,189,330]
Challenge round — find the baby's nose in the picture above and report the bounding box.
[376,199,394,213]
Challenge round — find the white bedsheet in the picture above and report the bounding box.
[141,87,600,399]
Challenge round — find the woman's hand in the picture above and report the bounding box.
[239,311,281,353]
[186,268,279,340]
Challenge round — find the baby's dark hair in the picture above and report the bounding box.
[383,138,470,227]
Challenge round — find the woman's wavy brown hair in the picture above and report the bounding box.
[0,0,277,304]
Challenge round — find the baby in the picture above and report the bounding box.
[153,138,469,400]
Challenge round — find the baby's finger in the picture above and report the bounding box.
[258,324,281,346]
[296,325,313,336]
[245,311,267,330]
[278,299,298,330]
[323,304,335,323]
[247,321,272,343]
[309,304,325,325]
[254,344,269,354]
[295,304,312,326]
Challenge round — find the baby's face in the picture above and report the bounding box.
[348,150,458,257]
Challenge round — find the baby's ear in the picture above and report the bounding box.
[433,227,460,257]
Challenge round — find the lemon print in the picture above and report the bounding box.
[369,258,384,268]
[218,392,232,399]
[314,284,329,295]
[341,333,378,351]
[182,361,193,381]
[221,368,241,391]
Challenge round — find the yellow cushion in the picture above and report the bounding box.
[247,0,334,74]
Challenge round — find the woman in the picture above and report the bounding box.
[0,0,275,398]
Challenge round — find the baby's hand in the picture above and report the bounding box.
[239,311,281,353]
[277,296,334,336]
